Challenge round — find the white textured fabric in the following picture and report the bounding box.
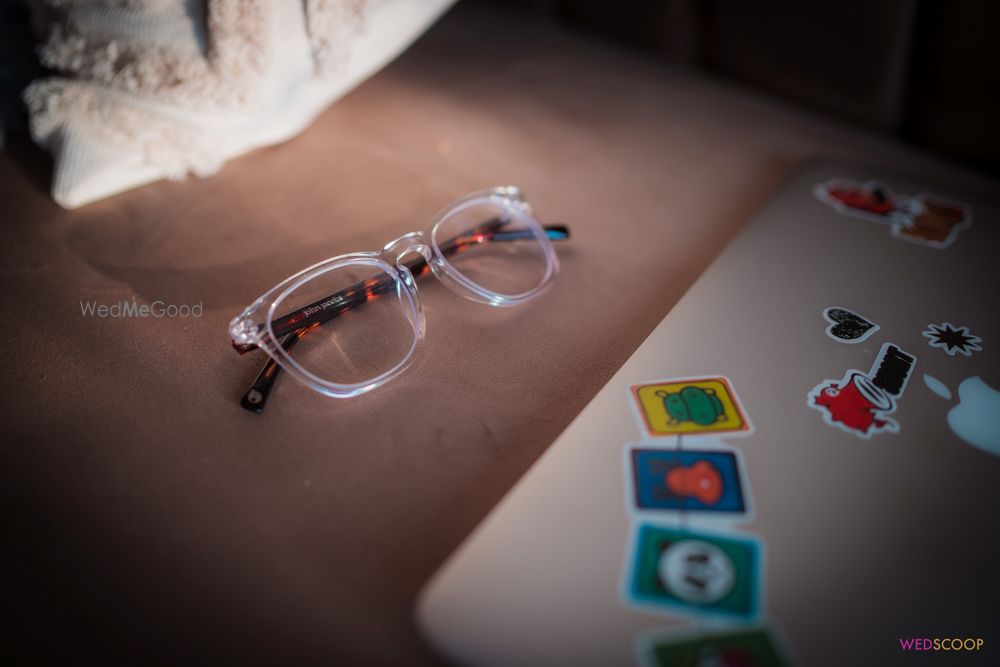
[24,0,456,208]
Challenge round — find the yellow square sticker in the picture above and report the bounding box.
[631,377,750,437]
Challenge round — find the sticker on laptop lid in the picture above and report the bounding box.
[922,322,982,357]
[630,377,752,439]
[814,178,971,249]
[625,445,751,520]
[623,523,761,620]
[635,625,791,667]
[823,307,879,344]
[808,342,916,439]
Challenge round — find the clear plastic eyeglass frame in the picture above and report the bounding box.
[229,186,569,413]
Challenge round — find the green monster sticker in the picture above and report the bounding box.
[657,385,725,426]
[631,377,751,437]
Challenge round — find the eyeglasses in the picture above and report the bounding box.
[229,186,570,413]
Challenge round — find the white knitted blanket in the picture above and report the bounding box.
[24,0,455,208]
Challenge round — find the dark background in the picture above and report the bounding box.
[478,0,1000,176]
[4,1,999,173]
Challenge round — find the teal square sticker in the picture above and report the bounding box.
[627,524,760,619]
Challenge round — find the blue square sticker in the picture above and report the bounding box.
[629,448,747,514]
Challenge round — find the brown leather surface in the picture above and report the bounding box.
[2,4,994,665]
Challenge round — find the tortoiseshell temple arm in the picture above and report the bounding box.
[237,224,570,413]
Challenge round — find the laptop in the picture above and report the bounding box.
[417,161,999,666]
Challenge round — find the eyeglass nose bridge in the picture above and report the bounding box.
[383,230,432,261]
[382,231,432,284]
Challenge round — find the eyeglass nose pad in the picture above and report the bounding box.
[381,234,429,297]
[395,245,432,290]
[383,232,427,259]
[382,243,432,339]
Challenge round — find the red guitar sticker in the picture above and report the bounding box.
[808,343,916,438]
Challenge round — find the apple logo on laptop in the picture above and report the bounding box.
[948,377,1000,457]
[924,374,1000,457]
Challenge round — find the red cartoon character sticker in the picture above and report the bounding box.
[808,343,916,438]
[814,179,971,249]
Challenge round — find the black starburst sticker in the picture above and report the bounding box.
[922,322,983,357]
